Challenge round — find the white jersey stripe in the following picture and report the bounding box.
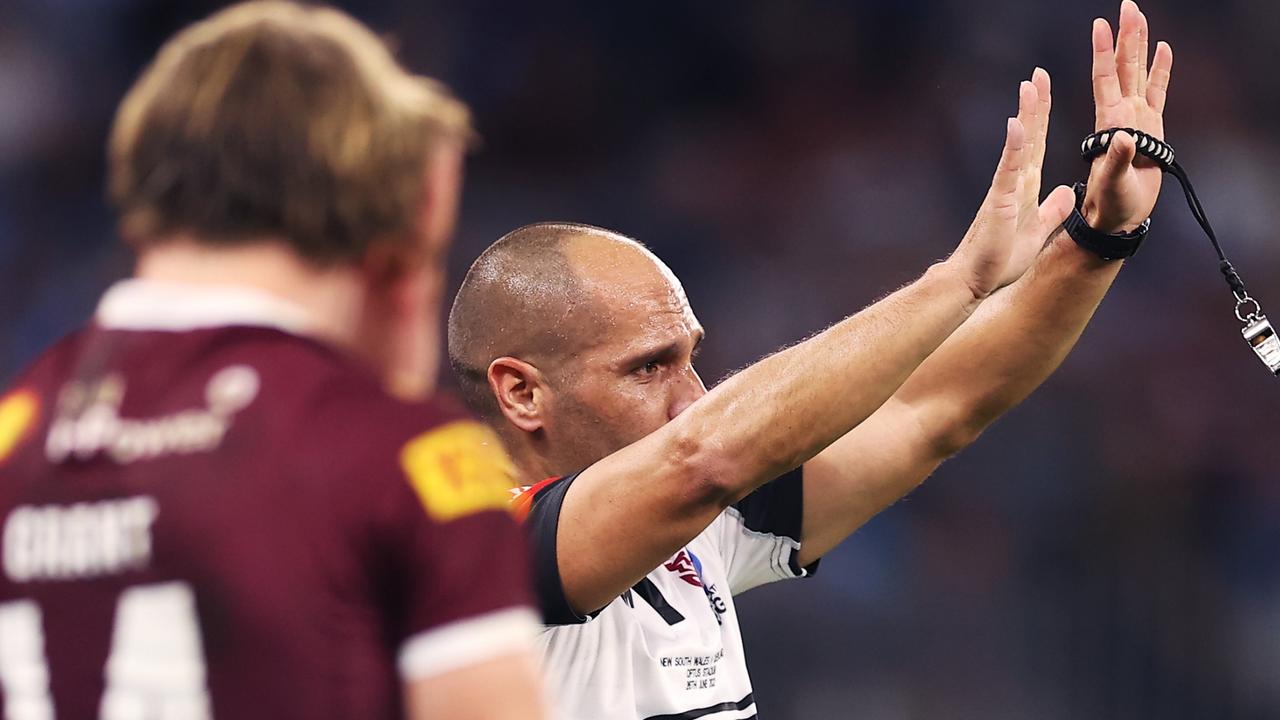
[398,607,539,681]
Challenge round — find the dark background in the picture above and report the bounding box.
[2,1,1279,717]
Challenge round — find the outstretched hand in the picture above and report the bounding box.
[951,70,1075,298]
[1081,0,1174,233]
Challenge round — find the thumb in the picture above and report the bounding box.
[1038,184,1076,231]
[1097,131,1137,181]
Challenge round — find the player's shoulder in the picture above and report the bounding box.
[208,330,475,461]
[233,333,517,506]
[288,359,471,455]
[165,324,446,434]
[3,324,465,467]
[0,328,98,465]
[4,327,93,393]
[163,327,518,525]
[292,374,518,531]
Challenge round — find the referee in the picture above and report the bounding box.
[448,3,1171,718]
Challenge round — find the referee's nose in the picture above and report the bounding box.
[668,366,707,420]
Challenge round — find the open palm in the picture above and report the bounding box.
[954,70,1073,296]
[1082,1,1174,233]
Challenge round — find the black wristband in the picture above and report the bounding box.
[1063,182,1149,261]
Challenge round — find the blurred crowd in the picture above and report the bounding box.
[2,1,1278,717]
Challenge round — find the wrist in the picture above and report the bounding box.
[1080,196,1112,231]
[1080,181,1145,234]
[929,260,988,314]
[1066,183,1149,262]
[1080,197,1136,234]
[1046,227,1123,271]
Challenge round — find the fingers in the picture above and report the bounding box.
[1097,131,1137,181]
[1136,8,1149,89]
[990,117,1026,208]
[1031,67,1052,135]
[1014,70,1051,215]
[1016,80,1039,176]
[1116,1,1145,98]
[1027,67,1052,182]
[1146,40,1174,114]
[1017,79,1037,121]
[1092,18,1123,121]
[1037,185,1076,234]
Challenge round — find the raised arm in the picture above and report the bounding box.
[554,107,1075,615]
[799,0,1173,565]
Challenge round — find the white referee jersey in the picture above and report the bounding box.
[513,468,816,720]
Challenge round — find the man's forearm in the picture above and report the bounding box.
[794,232,1123,565]
[797,0,1175,562]
[669,260,983,500]
[563,259,989,613]
[898,231,1121,453]
[561,111,1037,612]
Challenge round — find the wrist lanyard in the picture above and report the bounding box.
[1081,128,1280,376]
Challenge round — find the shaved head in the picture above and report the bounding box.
[448,221,706,478]
[449,222,664,417]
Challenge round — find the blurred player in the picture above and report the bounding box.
[0,3,546,718]
[447,3,1171,718]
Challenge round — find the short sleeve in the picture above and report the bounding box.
[511,472,597,626]
[376,420,540,681]
[715,466,819,596]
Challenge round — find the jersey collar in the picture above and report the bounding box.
[95,279,314,334]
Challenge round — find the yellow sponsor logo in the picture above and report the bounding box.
[0,390,39,465]
[400,421,516,522]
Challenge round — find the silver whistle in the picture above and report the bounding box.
[1242,315,1280,375]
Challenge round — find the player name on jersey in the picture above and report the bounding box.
[0,283,539,718]
[3,496,158,583]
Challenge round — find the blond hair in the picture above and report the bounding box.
[108,0,472,263]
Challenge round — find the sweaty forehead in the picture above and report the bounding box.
[561,232,697,339]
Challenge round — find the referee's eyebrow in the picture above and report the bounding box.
[620,329,705,371]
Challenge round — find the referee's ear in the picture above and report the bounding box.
[487,356,547,435]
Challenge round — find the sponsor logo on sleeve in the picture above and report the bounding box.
[400,421,516,522]
[0,390,39,465]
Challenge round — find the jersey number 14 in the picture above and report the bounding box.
[0,581,210,720]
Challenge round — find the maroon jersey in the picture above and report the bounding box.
[0,280,536,719]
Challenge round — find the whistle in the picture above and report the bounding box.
[1242,316,1280,375]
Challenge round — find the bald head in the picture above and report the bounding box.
[447,221,677,418]
[450,222,707,478]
